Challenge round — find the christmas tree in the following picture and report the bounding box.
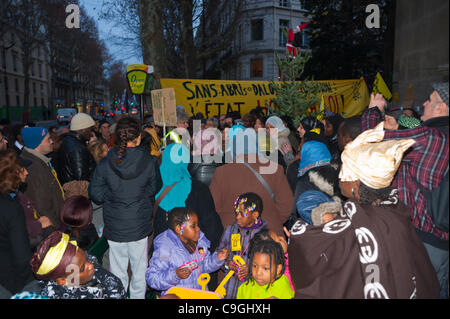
[269,51,325,127]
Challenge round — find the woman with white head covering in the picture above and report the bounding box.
[287,122,440,299]
[265,116,292,156]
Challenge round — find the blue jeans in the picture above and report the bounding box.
[423,243,449,299]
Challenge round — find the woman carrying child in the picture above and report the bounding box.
[146,208,228,296]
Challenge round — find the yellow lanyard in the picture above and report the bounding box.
[32,206,39,219]
[50,168,65,200]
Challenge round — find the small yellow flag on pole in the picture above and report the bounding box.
[316,95,325,121]
[372,72,392,100]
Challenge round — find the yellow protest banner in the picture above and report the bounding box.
[372,72,392,101]
[160,78,369,118]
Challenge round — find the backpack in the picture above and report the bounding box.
[419,170,449,233]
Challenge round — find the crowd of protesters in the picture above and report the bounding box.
[0,82,448,300]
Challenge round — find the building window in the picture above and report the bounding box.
[251,58,263,78]
[280,0,290,7]
[251,19,264,41]
[12,52,18,72]
[40,83,44,94]
[33,82,36,94]
[39,63,42,78]
[15,78,19,92]
[41,98,45,106]
[31,61,35,76]
[279,19,289,47]
[16,95,20,106]
[34,97,37,107]
[1,50,6,70]
[299,0,308,9]
[301,22,310,48]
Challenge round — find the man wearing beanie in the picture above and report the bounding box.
[20,127,65,228]
[362,82,449,298]
[56,113,97,187]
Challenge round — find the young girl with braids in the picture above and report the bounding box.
[217,192,268,299]
[146,207,228,296]
[237,236,294,299]
[88,117,162,299]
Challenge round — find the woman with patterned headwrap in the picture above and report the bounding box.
[30,231,126,299]
[287,123,440,299]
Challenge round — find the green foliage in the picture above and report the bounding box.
[269,52,326,127]
[302,0,393,82]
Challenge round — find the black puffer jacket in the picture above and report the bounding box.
[57,132,97,185]
[88,146,162,243]
[188,155,224,187]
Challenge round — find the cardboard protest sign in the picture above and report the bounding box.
[151,88,177,126]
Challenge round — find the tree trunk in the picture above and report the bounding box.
[180,0,197,78]
[139,0,169,85]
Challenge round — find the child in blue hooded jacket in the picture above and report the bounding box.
[146,208,228,295]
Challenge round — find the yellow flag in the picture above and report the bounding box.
[317,95,325,121]
[372,72,392,100]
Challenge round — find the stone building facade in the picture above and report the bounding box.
[393,0,449,107]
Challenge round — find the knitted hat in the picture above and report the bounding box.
[21,127,48,149]
[70,113,95,131]
[432,82,449,106]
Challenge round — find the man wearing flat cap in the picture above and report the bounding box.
[362,82,449,298]
[56,113,97,189]
[20,127,65,228]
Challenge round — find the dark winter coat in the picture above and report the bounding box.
[16,192,55,251]
[20,148,64,228]
[0,194,35,294]
[57,131,96,185]
[88,146,162,243]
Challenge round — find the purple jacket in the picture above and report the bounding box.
[146,229,224,294]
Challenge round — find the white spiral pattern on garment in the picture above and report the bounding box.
[322,219,351,234]
[344,201,357,220]
[290,220,308,236]
[355,227,379,264]
[364,282,389,299]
